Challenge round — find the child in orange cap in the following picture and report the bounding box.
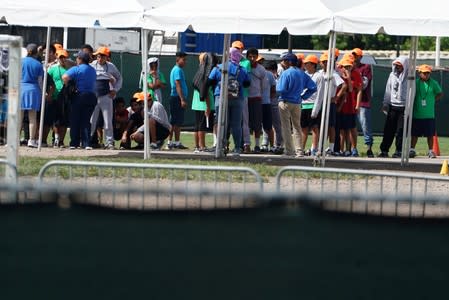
[409,64,443,158]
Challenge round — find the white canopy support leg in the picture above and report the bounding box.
[401,36,418,166]
[215,34,231,158]
[317,31,337,167]
[142,28,150,159]
[38,26,51,151]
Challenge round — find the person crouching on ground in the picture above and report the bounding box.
[409,64,443,159]
[130,93,171,150]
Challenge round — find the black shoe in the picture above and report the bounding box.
[392,151,402,158]
[377,151,389,158]
[174,143,188,150]
[366,149,374,158]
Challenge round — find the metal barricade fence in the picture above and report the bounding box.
[36,160,264,210]
[275,166,449,217]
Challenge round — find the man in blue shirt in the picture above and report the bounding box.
[276,53,317,157]
[167,51,188,150]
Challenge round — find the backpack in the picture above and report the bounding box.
[227,67,240,100]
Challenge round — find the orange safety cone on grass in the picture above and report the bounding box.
[433,133,441,156]
[440,160,449,176]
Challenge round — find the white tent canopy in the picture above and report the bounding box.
[143,0,334,35]
[2,0,145,28]
[334,0,449,36]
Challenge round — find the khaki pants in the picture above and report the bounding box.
[278,101,302,155]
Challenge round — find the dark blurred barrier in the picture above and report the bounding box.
[1,199,449,299]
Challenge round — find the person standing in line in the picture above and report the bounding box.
[317,52,345,156]
[378,56,409,158]
[192,52,217,153]
[47,49,72,148]
[301,54,321,156]
[208,47,250,156]
[231,40,252,153]
[352,48,374,158]
[276,53,317,157]
[260,59,278,153]
[62,51,97,150]
[409,64,443,159]
[336,56,362,157]
[141,57,166,102]
[90,46,122,150]
[167,51,189,150]
[21,43,44,148]
[246,48,266,153]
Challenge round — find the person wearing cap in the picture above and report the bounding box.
[47,49,73,148]
[246,48,267,153]
[352,47,374,158]
[301,54,321,156]
[378,56,409,158]
[20,43,45,148]
[336,57,362,157]
[296,53,305,70]
[276,52,317,157]
[208,47,250,156]
[318,52,346,156]
[120,93,145,149]
[140,57,166,102]
[62,50,97,150]
[167,51,189,150]
[409,64,443,159]
[232,40,252,153]
[130,92,172,150]
[90,46,123,150]
[260,59,281,154]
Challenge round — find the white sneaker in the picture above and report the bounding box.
[27,139,38,148]
[428,150,437,159]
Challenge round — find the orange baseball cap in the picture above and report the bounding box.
[352,48,363,57]
[54,43,63,51]
[56,49,69,58]
[231,40,244,50]
[338,58,354,67]
[134,92,152,102]
[418,64,432,73]
[304,54,319,64]
[295,53,305,60]
[94,46,110,57]
[320,52,329,62]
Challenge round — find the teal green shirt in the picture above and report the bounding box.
[240,58,251,98]
[414,78,442,119]
[191,88,214,111]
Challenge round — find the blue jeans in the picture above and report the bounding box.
[70,92,97,148]
[358,106,373,146]
[215,98,243,151]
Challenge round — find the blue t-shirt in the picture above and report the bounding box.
[170,65,188,98]
[208,62,249,102]
[64,64,96,93]
[276,66,317,104]
[21,56,43,84]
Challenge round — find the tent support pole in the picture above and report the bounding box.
[38,26,51,151]
[215,34,231,158]
[142,28,150,159]
[401,36,418,166]
[318,30,337,167]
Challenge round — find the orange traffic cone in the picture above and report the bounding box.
[433,133,441,156]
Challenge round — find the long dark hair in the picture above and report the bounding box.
[192,52,218,101]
